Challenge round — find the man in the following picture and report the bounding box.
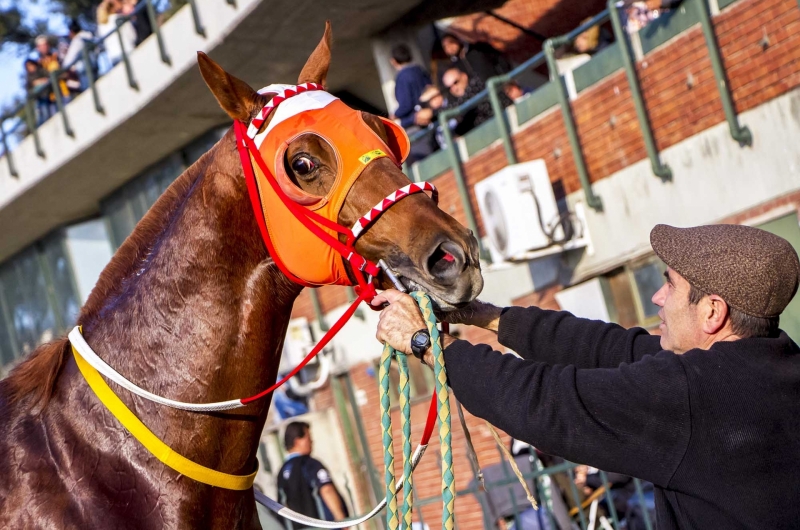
[389,44,431,131]
[375,224,800,529]
[277,421,348,528]
[439,32,511,84]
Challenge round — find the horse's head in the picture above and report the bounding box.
[197,23,483,309]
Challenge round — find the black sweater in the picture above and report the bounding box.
[444,306,800,529]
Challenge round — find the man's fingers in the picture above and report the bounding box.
[371,289,407,306]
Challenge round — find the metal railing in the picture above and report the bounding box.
[411,440,655,530]
[0,0,209,177]
[407,0,763,241]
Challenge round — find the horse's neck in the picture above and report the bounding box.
[61,132,302,479]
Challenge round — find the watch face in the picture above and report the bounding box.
[413,333,427,347]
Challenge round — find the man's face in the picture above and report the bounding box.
[444,71,467,98]
[651,267,705,353]
[35,40,50,56]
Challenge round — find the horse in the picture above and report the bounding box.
[0,24,483,529]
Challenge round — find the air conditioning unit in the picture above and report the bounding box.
[474,160,568,263]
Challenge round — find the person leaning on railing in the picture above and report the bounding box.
[375,223,800,530]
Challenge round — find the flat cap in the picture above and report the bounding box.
[650,224,800,318]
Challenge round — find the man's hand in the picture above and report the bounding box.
[440,299,504,332]
[373,290,427,355]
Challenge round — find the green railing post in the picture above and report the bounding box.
[186,0,207,37]
[566,466,589,529]
[0,119,18,178]
[486,75,517,164]
[49,71,74,137]
[116,21,139,90]
[608,0,673,181]
[82,41,104,114]
[226,0,236,5]
[696,0,752,146]
[438,110,491,262]
[599,470,621,528]
[343,373,386,530]
[634,478,654,530]
[24,95,45,158]
[544,39,604,211]
[309,289,330,331]
[145,0,172,65]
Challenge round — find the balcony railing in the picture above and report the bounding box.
[0,0,208,176]
[404,0,758,262]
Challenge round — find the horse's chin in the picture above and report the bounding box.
[399,276,480,313]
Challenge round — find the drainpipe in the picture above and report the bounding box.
[696,0,752,146]
[608,0,673,181]
[438,106,491,262]
[543,39,604,211]
[309,289,330,331]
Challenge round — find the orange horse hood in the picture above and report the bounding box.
[247,86,409,286]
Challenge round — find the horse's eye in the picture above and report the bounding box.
[291,156,316,176]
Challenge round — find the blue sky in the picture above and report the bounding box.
[0,0,68,112]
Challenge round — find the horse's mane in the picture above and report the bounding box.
[3,138,226,409]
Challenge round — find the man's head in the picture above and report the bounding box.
[390,44,412,70]
[442,68,468,98]
[24,59,39,73]
[284,421,312,454]
[69,20,81,38]
[441,33,463,58]
[419,85,443,110]
[35,35,51,56]
[650,224,800,353]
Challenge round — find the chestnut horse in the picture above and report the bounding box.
[0,25,482,529]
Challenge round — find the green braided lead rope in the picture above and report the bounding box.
[411,292,455,530]
[397,352,414,530]
[378,292,455,530]
[380,345,399,530]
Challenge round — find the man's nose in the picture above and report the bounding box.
[652,283,667,307]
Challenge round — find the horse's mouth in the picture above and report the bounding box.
[385,271,480,312]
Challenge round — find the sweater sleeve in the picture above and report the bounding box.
[498,306,663,368]
[444,340,691,487]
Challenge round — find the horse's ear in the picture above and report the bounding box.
[197,51,264,122]
[297,21,332,87]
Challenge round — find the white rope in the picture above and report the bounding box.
[68,327,244,412]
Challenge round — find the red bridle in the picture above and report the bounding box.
[233,84,439,424]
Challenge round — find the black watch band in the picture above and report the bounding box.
[410,329,431,360]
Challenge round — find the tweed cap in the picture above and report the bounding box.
[650,224,800,318]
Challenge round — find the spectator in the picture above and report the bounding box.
[24,58,53,125]
[442,67,511,136]
[406,85,446,163]
[97,0,136,71]
[503,81,532,103]
[390,44,432,131]
[35,36,72,110]
[625,0,684,34]
[439,32,512,84]
[122,0,153,46]
[277,421,348,528]
[61,21,95,94]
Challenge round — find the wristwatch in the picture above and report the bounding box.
[410,329,431,360]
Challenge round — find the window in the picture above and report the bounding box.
[628,257,666,327]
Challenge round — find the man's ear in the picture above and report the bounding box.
[198,51,265,122]
[703,295,730,335]
[297,21,332,87]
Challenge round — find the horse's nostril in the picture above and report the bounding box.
[426,241,465,280]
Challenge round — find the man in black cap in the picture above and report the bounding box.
[374,224,800,529]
